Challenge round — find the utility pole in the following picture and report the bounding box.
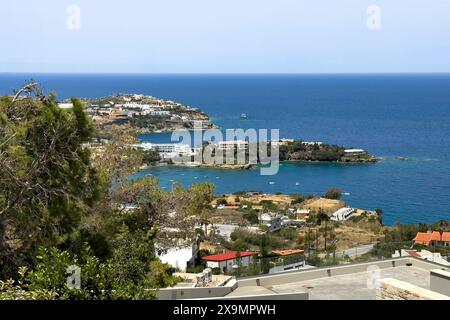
[315,230,318,259]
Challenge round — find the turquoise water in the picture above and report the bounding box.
[1,73,450,225]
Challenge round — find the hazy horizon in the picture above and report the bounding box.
[2,72,450,75]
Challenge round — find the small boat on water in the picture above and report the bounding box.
[395,156,407,161]
[269,181,275,185]
[295,182,300,186]
[194,176,198,179]
[343,192,350,196]
[216,176,220,179]
[240,113,248,119]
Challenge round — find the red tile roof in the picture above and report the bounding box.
[202,251,257,262]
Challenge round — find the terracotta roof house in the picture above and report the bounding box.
[413,231,450,247]
[442,232,450,243]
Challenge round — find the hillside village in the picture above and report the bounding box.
[157,188,449,283]
[60,94,217,134]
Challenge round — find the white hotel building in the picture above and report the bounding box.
[136,143,196,160]
[330,207,354,221]
[217,140,249,151]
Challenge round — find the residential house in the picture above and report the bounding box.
[296,209,310,220]
[259,213,283,232]
[413,231,450,247]
[202,251,257,273]
[157,240,200,271]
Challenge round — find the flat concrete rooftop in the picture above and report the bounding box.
[228,266,429,300]
[269,266,429,300]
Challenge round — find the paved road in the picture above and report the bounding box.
[319,243,375,259]
[212,224,238,241]
[340,244,375,258]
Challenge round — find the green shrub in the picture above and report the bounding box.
[324,188,342,200]
[211,267,221,275]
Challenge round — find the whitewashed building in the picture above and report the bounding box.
[157,242,200,271]
[217,140,249,151]
[135,143,195,159]
[259,213,283,232]
[202,251,257,273]
[331,207,354,221]
[344,149,367,156]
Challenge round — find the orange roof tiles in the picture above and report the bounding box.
[413,232,433,245]
[430,231,442,241]
[442,232,450,242]
[413,231,450,246]
[272,249,305,256]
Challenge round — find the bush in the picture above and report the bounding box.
[142,149,161,164]
[324,188,342,200]
[198,249,211,257]
[217,198,228,205]
[292,196,306,204]
[243,211,259,225]
[186,265,206,274]
[278,228,298,241]
[211,267,221,275]
[333,221,342,228]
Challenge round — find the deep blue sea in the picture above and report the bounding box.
[1,73,450,225]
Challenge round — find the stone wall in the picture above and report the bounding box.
[376,278,449,300]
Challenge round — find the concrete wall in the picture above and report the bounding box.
[157,278,238,300]
[430,269,450,296]
[408,257,450,271]
[269,261,305,274]
[377,278,449,300]
[206,261,219,269]
[238,257,416,288]
[200,292,309,300]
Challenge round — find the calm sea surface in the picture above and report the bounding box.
[1,73,450,225]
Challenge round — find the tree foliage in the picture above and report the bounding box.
[0,83,214,299]
[324,187,342,200]
[0,89,99,277]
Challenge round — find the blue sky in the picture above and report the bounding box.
[1,0,450,73]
